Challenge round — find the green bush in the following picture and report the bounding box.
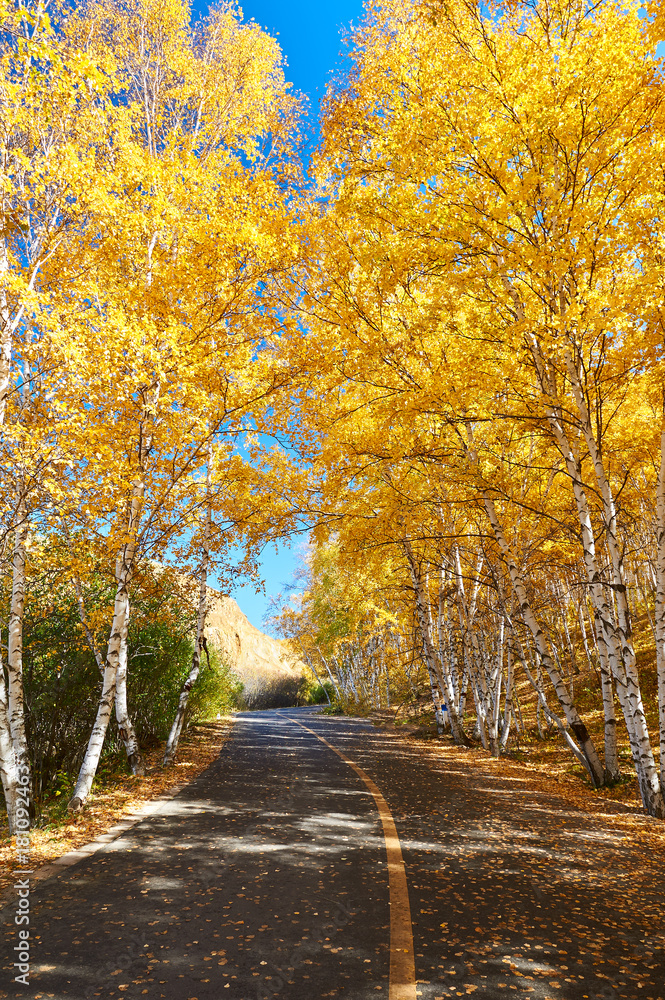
[13,562,241,811]
[186,644,244,721]
[304,680,335,705]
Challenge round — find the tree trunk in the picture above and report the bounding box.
[404,540,470,745]
[163,451,212,766]
[316,646,341,700]
[500,644,514,750]
[0,234,14,427]
[549,417,662,811]
[452,545,496,752]
[114,587,144,776]
[0,662,19,834]
[655,420,665,796]
[72,574,105,677]
[301,647,330,704]
[578,598,596,674]
[565,350,662,811]
[479,483,606,787]
[596,635,620,782]
[490,619,504,756]
[68,489,142,811]
[7,498,32,818]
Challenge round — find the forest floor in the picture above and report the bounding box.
[365,705,665,854]
[0,716,234,900]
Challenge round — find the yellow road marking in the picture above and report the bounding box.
[284,714,417,1000]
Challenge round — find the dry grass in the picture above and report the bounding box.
[0,716,234,899]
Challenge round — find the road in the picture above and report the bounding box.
[1,708,664,1000]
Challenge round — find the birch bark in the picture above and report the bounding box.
[67,488,142,811]
[0,659,19,834]
[570,353,661,800]
[452,545,496,752]
[163,437,214,767]
[500,644,513,751]
[7,496,32,816]
[478,484,605,785]
[655,421,665,794]
[404,540,470,745]
[491,619,504,755]
[316,646,341,700]
[72,574,105,677]
[532,356,663,813]
[67,561,130,810]
[114,575,144,775]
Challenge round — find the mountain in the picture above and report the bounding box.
[205,588,306,706]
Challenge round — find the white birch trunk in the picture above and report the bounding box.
[0,660,19,834]
[300,646,330,704]
[593,623,620,782]
[113,369,160,773]
[0,233,14,428]
[385,651,390,709]
[565,351,661,808]
[545,401,662,811]
[438,573,461,709]
[72,575,105,677]
[404,541,469,745]
[422,639,446,733]
[7,497,32,817]
[500,644,514,750]
[520,330,662,810]
[164,447,213,765]
[578,599,595,674]
[478,484,605,786]
[511,622,594,770]
[316,646,341,700]
[559,589,578,681]
[655,421,665,795]
[453,545,496,752]
[68,489,142,811]
[114,584,144,776]
[491,619,504,755]
[330,654,350,699]
[67,575,128,811]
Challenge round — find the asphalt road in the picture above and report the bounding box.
[1,708,664,1000]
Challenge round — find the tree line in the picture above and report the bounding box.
[2,0,665,832]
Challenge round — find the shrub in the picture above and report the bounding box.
[14,561,240,811]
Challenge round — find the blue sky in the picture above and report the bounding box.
[191,0,365,631]
[193,0,364,127]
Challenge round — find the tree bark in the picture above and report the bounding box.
[72,574,105,677]
[7,496,32,818]
[68,490,142,811]
[163,447,212,766]
[114,582,144,776]
[541,392,663,812]
[0,660,19,834]
[655,420,665,795]
[404,540,470,745]
[564,350,659,803]
[477,480,606,786]
[500,644,514,750]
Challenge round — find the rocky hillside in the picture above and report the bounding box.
[204,589,306,706]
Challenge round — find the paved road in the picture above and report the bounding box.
[2,709,664,1000]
